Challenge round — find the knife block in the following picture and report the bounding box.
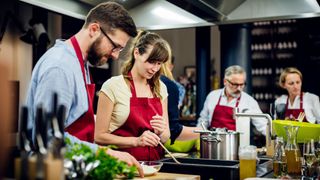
[28,156,37,180]
[45,155,64,180]
[14,158,21,179]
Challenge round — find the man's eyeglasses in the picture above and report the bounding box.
[100,27,124,53]
[226,79,246,88]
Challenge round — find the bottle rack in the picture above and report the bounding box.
[251,20,299,113]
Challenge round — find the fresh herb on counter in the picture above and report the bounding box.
[65,138,136,179]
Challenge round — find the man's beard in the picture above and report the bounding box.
[87,38,109,66]
[226,88,241,98]
[229,91,241,98]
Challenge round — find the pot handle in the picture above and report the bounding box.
[213,136,222,143]
[202,135,221,143]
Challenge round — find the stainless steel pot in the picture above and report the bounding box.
[195,128,240,160]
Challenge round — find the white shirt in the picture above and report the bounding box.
[275,92,320,124]
[197,88,267,135]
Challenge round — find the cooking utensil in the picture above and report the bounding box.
[297,112,305,122]
[158,141,181,164]
[195,128,240,160]
[201,122,207,130]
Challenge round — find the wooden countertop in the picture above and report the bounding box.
[134,172,200,180]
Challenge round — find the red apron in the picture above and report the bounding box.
[65,36,96,142]
[285,93,307,122]
[210,94,241,130]
[112,74,164,161]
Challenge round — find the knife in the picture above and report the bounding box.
[34,106,47,179]
[18,106,31,179]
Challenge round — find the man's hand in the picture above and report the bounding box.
[106,148,144,177]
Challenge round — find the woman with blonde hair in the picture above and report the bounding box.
[94,30,171,161]
[275,67,320,123]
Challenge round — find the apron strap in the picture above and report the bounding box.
[300,92,303,110]
[127,72,137,98]
[285,92,303,110]
[70,36,88,84]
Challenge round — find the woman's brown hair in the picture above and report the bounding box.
[121,30,170,98]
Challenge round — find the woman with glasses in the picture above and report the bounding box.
[274,67,320,123]
[197,65,267,135]
[94,30,171,161]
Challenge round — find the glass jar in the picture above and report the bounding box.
[273,136,287,178]
[284,125,302,178]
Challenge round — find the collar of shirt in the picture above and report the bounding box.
[84,61,91,84]
[219,88,241,107]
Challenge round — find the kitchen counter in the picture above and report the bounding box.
[134,172,200,180]
[158,151,273,179]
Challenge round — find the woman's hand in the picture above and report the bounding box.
[106,148,144,177]
[136,130,160,147]
[150,114,166,136]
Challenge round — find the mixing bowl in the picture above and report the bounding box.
[138,161,163,176]
[273,120,320,143]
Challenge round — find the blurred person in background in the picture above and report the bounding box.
[161,55,200,146]
[166,56,185,108]
[25,2,143,175]
[197,65,267,136]
[275,67,320,123]
[94,30,170,161]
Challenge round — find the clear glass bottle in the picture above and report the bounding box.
[284,125,302,178]
[273,136,287,178]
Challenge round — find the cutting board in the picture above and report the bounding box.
[134,172,200,179]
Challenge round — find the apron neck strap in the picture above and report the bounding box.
[285,92,303,110]
[70,36,87,83]
[127,72,137,97]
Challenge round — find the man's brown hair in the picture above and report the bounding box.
[84,2,137,37]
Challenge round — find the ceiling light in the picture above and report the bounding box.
[151,7,197,24]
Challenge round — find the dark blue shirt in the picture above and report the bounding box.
[160,75,183,144]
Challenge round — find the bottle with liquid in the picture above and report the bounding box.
[284,125,302,178]
[273,136,287,178]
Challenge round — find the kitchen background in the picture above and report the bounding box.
[2,0,320,131]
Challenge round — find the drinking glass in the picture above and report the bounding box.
[316,137,320,161]
[239,145,257,180]
[303,139,316,167]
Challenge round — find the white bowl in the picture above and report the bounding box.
[139,161,163,176]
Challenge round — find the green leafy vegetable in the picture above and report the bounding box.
[65,138,136,179]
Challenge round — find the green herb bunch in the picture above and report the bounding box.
[65,138,136,179]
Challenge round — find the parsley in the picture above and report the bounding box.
[65,138,136,179]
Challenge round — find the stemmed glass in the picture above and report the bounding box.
[303,139,317,167]
[315,137,320,162]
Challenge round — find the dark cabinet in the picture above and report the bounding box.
[250,18,320,113]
